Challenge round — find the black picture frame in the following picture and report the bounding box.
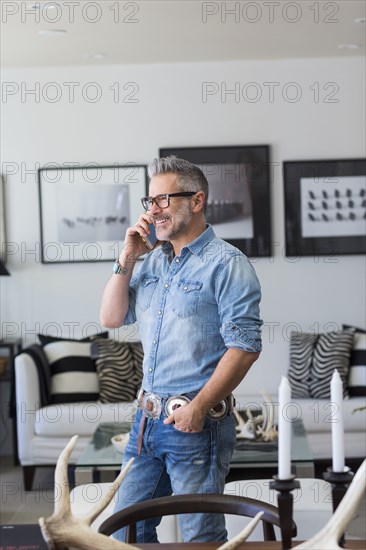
[283,158,366,257]
[159,145,272,257]
[38,164,148,264]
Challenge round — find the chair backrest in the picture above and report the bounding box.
[98,493,297,542]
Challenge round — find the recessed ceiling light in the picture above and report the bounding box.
[38,29,67,36]
[338,43,361,50]
[82,53,107,60]
[354,18,366,24]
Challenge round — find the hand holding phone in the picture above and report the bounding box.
[141,223,158,250]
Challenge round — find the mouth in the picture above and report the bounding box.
[154,216,170,227]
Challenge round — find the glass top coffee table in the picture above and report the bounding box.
[75,418,314,484]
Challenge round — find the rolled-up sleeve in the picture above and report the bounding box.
[217,255,262,353]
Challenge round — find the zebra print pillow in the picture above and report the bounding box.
[288,329,355,399]
[92,339,143,403]
[288,333,318,398]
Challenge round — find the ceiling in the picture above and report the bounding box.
[1,0,365,68]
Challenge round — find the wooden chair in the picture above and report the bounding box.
[98,493,297,542]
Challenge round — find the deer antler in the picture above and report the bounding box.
[217,512,264,550]
[294,458,366,549]
[256,390,278,442]
[39,435,139,550]
[233,409,261,439]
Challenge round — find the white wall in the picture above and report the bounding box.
[1,56,365,396]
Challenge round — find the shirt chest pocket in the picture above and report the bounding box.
[137,275,159,312]
[172,280,203,319]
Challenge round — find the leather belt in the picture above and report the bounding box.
[137,389,235,421]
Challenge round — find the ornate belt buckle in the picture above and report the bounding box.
[208,399,228,420]
[207,394,235,420]
[164,395,191,417]
[142,392,162,419]
[228,393,236,413]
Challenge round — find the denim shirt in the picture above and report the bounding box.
[125,225,262,396]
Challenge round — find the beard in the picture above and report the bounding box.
[154,202,193,242]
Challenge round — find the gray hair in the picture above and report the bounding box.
[148,156,209,211]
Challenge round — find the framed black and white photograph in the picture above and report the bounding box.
[159,145,272,256]
[284,158,366,256]
[38,164,147,263]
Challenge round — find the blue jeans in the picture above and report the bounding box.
[112,408,236,543]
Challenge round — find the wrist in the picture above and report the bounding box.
[113,259,128,275]
[190,396,210,417]
[119,247,139,264]
[118,251,137,265]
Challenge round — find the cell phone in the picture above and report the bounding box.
[141,223,158,250]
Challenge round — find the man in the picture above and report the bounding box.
[100,156,262,543]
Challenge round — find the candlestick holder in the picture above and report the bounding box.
[270,474,300,550]
[323,466,354,547]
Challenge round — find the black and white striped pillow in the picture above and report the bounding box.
[288,329,355,399]
[343,326,366,397]
[92,340,143,403]
[41,340,100,404]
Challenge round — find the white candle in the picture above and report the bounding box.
[278,375,292,480]
[331,369,345,472]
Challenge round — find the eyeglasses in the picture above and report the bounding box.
[140,192,197,211]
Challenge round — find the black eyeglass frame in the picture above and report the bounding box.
[141,192,197,211]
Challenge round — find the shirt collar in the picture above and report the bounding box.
[161,224,216,259]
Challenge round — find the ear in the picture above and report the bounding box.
[192,191,205,213]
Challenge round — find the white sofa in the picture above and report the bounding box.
[15,350,366,490]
